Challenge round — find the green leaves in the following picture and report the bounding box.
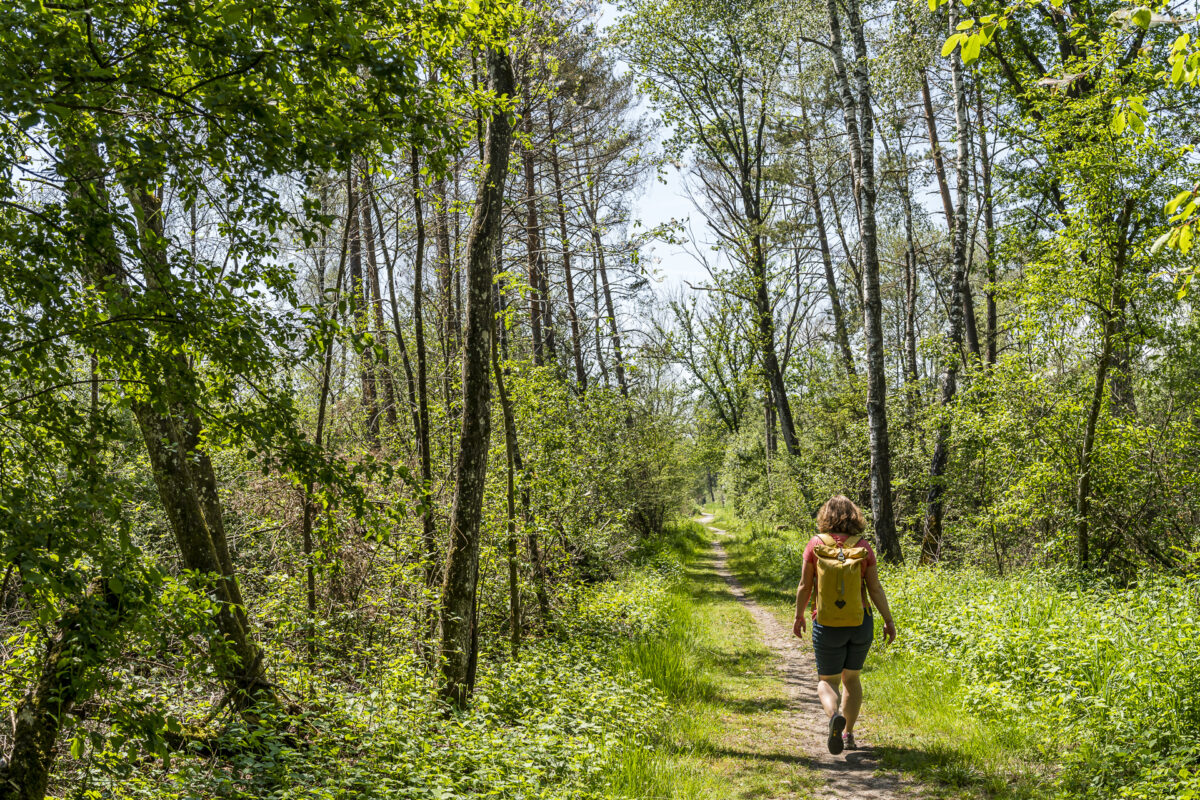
[882,563,1200,798]
[1160,189,1200,265]
[1109,96,1147,136]
[1166,189,1193,216]
[939,14,1004,65]
[1164,34,1200,88]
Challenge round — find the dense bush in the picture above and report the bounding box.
[882,564,1200,799]
[65,570,677,799]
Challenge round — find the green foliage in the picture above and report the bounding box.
[619,593,712,703]
[883,563,1200,799]
[66,566,675,799]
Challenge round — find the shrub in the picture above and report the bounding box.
[883,564,1200,800]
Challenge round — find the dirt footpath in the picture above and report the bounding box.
[697,514,916,800]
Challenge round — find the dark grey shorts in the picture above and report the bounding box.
[812,613,874,675]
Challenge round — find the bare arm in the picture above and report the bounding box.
[792,558,815,637]
[864,562,897,644]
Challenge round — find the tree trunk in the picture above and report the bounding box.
[93,160,275,714]
[1107,314,1135,416]
[439,46,516,708]
[921,65,981,364]
[505,448,521,657]
[1078,199,1135,569]
[494,267,550,625]
[1077,335,1111,571]
[826,0,902,563]
[765,388,777,454]
[538,255,560,367]
[589,218,629,398]
[411,153,439,589]
[891,139,922,387]
[492,291,534,646]
[905,247,920,386]
[360,169,399,428]
[921,14,971,564]
[826,188,861,305]
[433,177,458,354]
[0,588,127,800]
[921,70,955,232]
[522,88,547,366]
[810,181,855,377]
[975,87,998,365]
[373,152,438,589]
[348,168,380,439]
[591,251,611,387]
[548,111,588,392]
[962,271,982,363]
[433,166,458,477]
[753,244,800,457]
[302,169,357,663]
[798,83,854,376]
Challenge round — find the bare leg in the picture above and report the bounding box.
[817,674,842,719]
[841,669,863,731]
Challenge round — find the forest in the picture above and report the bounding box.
[0,0,1197,798]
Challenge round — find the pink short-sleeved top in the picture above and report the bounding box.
[802,533,877,618]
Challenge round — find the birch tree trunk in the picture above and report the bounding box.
[921,65,980,363]
[921,7,972,564]
[825,0,902,563]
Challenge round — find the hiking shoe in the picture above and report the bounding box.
[842,732,858,750]
[827,713,846,754]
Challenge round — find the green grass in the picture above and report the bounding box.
[599,519,820,799]
[865,649,1045,798]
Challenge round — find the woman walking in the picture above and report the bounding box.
[792,495,897,754]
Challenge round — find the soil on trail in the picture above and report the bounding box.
[695,514,913,800]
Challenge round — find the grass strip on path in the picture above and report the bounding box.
[602,520,821,800]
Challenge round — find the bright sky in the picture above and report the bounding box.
[598,3,714,293]
[633,170,714,292]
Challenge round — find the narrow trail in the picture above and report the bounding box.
[695,514,914,800]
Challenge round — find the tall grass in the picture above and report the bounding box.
[596,518,802,799]
[619,595,713,704]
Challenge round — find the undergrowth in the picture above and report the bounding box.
[885,565,1200,800]
[68,547,688,799]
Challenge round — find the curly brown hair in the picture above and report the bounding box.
[816,495,866,536]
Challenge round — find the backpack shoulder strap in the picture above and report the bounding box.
[816,533,837,547]
[842,534,862,549]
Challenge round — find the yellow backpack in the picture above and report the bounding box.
[812,533,871,626]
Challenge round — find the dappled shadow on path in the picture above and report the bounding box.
[704,744,819,767]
